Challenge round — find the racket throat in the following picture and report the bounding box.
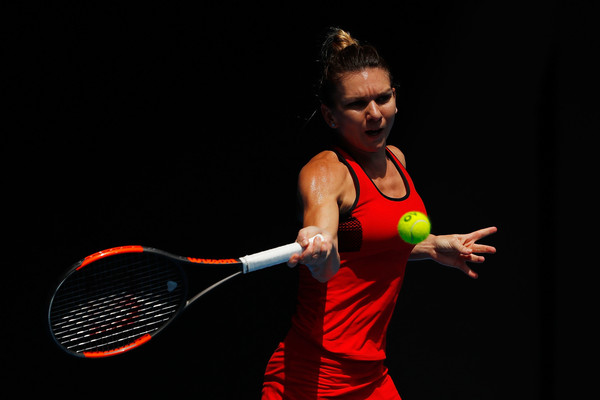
[185,271,243,307]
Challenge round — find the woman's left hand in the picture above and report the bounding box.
[411,226,498,279]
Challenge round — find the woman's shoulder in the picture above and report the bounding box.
[386,145,407,168]
[298,150,356,211]
[298,150,352,190]
[300,150,346,176]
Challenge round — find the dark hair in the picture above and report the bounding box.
[317,28,392,107]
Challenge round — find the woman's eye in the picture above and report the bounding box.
[376,94,392,104]
[345,94,392,109]
[346,100,367,109]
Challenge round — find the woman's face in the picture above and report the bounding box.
[321,67,397,154]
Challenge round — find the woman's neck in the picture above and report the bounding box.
[338,142,389,179]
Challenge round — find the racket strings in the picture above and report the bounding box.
[52,257,166,304]
[52,292,179,346]
[49,253,186,355]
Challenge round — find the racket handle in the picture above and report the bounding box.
[240,235,323,273]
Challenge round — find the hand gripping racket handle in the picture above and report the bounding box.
[240,235,323,273]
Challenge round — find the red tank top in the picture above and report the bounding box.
[290,146,427,361]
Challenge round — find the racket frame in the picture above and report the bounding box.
[48,246,196,358]
[48,235,320,358]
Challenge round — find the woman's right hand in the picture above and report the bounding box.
[288,226,339,283]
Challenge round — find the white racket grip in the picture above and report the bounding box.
[240,234,323,274]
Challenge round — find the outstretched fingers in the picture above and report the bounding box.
[466,226,498,243]
[457,226,498,278]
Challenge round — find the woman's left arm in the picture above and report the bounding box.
[409,226,498,279]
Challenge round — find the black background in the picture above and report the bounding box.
[6,1,597,398]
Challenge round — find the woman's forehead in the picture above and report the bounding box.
[337,68,392,97]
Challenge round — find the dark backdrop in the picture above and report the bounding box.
[7,1,597,399]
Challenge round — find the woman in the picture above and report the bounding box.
[262,28,497,400]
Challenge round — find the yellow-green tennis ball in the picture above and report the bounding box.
[397,211,431,244]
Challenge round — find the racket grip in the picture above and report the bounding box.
[240,235,323,273]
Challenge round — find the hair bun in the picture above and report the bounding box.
[320,27,359,62]
[331,29,359,52]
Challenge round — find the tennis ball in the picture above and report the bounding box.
[397,211,431,244]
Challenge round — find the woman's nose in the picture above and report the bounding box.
[366,101,382,120]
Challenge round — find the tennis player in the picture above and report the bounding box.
[261,28,497,399]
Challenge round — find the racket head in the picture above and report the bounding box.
[48,246,189,358]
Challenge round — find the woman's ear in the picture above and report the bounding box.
[321,103,336,128]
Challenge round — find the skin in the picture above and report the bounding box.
[288,67,497,282]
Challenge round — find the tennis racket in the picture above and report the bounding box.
[48,236,320,358]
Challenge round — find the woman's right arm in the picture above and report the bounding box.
[287,152,350,282]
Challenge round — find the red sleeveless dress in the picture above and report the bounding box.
[262,147,427,399]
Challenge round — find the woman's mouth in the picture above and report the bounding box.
[365,128,384,137]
